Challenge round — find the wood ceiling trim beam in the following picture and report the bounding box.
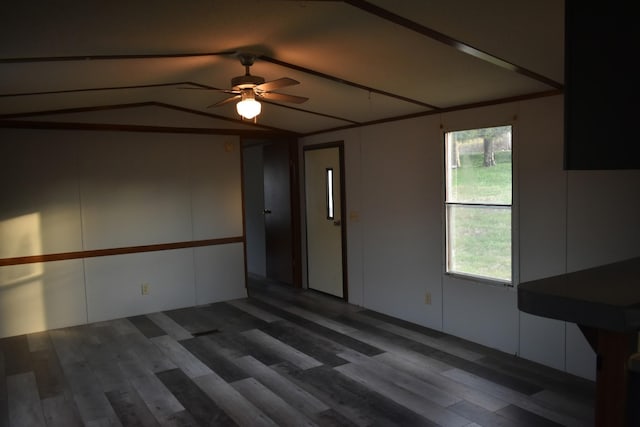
[154,102,302,133]
[0,51,235,64]
[0,83,358,126]
[303,88,563,136]
[178,83,360,124]
[0,101,300,135]
[0,83,198,98]
[0,102,158,119]
[344,0,563,90]
[262,100,360,125]
[0,119,295,138]
[260,56,440,110]
[159,101,358,131]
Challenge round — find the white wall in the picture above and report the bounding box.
[301,95,640,380]
[0,128,246,338]
[516,97,568,371]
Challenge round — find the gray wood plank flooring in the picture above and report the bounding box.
[0,276,595,426]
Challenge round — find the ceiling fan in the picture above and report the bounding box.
[194,53,309,120]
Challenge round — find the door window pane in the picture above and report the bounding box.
[326,168,334,219]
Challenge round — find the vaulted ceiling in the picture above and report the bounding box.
[0,0,564,136]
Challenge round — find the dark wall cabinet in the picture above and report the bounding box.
[564,0,639,170]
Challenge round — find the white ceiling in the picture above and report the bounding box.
[0,0,564,136]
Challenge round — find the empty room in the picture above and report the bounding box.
[1,1,639,426]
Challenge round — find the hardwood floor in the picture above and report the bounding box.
[0,275,595,426]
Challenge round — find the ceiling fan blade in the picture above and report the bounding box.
[255,77,299,92]
[179,87,238,94]
[259,92,309,104]
[207,95,240,108]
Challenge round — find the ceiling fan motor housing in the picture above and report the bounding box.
[232,74,265,90]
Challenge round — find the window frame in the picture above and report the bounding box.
[442,123,518,287]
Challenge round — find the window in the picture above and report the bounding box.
[326,168,334,219]
[444,125,513,283]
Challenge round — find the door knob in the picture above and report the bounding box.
[263,209,272,215]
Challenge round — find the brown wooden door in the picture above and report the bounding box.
[262,140,297,285]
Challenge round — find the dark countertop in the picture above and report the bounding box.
[518,256,640,332]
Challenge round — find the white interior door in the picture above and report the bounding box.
[304,146,344,298]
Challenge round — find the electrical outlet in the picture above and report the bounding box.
[141,283,150,295]
[424,292,432,305]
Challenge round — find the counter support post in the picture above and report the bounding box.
[582,327,638,427]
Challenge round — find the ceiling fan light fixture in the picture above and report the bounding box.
[236,89,261,119]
